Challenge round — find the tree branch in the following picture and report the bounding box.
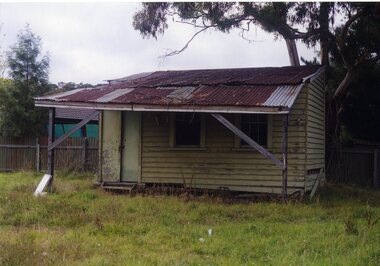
[333,68,355,100]
[175,20,215,28]
[341,10,363,41]
[160,26,212,58]
[336,10,364,59]
[334,10,365,72]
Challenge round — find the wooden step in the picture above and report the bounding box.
[99,182,138,193]
[102,185,134,191]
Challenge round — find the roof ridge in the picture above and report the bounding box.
[148,65,320,73]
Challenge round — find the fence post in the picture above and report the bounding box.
[82,137,87,171]
[35,137,40,172]
[374,149,378,189]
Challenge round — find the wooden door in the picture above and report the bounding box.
[121,112,141,183]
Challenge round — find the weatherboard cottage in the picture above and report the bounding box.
[35,65,325,196]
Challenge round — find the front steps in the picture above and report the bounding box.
[97,181,144,194]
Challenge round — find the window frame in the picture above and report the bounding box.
[234,114,272,150]
[169,113,206,149]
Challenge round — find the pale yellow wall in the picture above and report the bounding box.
[140,89,309,194]
[305,71,326,191]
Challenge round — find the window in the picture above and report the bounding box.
[174,113,201,147]
[240,114,268,147]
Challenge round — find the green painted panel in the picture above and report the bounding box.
[121,112,141,182]
[54,124,98,138]
[54,124,81,138]
[86,124,99,138]
[101,111,121,182]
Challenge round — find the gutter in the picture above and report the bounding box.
[35,100,289,114]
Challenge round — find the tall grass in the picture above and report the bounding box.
[0,171,379,265]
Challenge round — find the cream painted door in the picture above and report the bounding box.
[101,111,121,182]
[121,112,141,183]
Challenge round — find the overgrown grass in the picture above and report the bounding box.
[0,171,379,265]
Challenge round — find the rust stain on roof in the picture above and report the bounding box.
[36,66,322,110]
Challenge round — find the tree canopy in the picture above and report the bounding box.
[0,25,51,137]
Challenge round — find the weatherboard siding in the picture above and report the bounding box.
[140,90,308,194]
[305,71,326,190]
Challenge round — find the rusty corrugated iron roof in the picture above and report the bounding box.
[36,66,323,113]
[55,108,99,121]
[107,65,319,87]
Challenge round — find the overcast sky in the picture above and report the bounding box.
[0,2,318,85]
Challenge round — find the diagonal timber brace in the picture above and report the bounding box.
[48,110,100,151]
[211,113,285,170]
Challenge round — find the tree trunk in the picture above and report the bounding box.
[326,68,355,150]
[285,39,300,66]
[333,69,354,139]
[319,2,330,66]
[320,42,329,66]
[333,68,355,100]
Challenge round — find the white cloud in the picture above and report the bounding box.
[0,2,317,84]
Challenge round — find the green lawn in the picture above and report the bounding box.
[0,172,379,266]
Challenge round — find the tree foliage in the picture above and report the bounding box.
[0,26,51,137]
[57,81,94,91]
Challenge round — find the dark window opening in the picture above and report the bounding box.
[175,113,200,146]
[241,114,267,146]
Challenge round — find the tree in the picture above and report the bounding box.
[0,26,7,77]
[133,2,380,145]
[57,81,94,91]
[0,25,51,137]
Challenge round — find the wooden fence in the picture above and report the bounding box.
[0,136,98,172]
[326,148,379,188]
